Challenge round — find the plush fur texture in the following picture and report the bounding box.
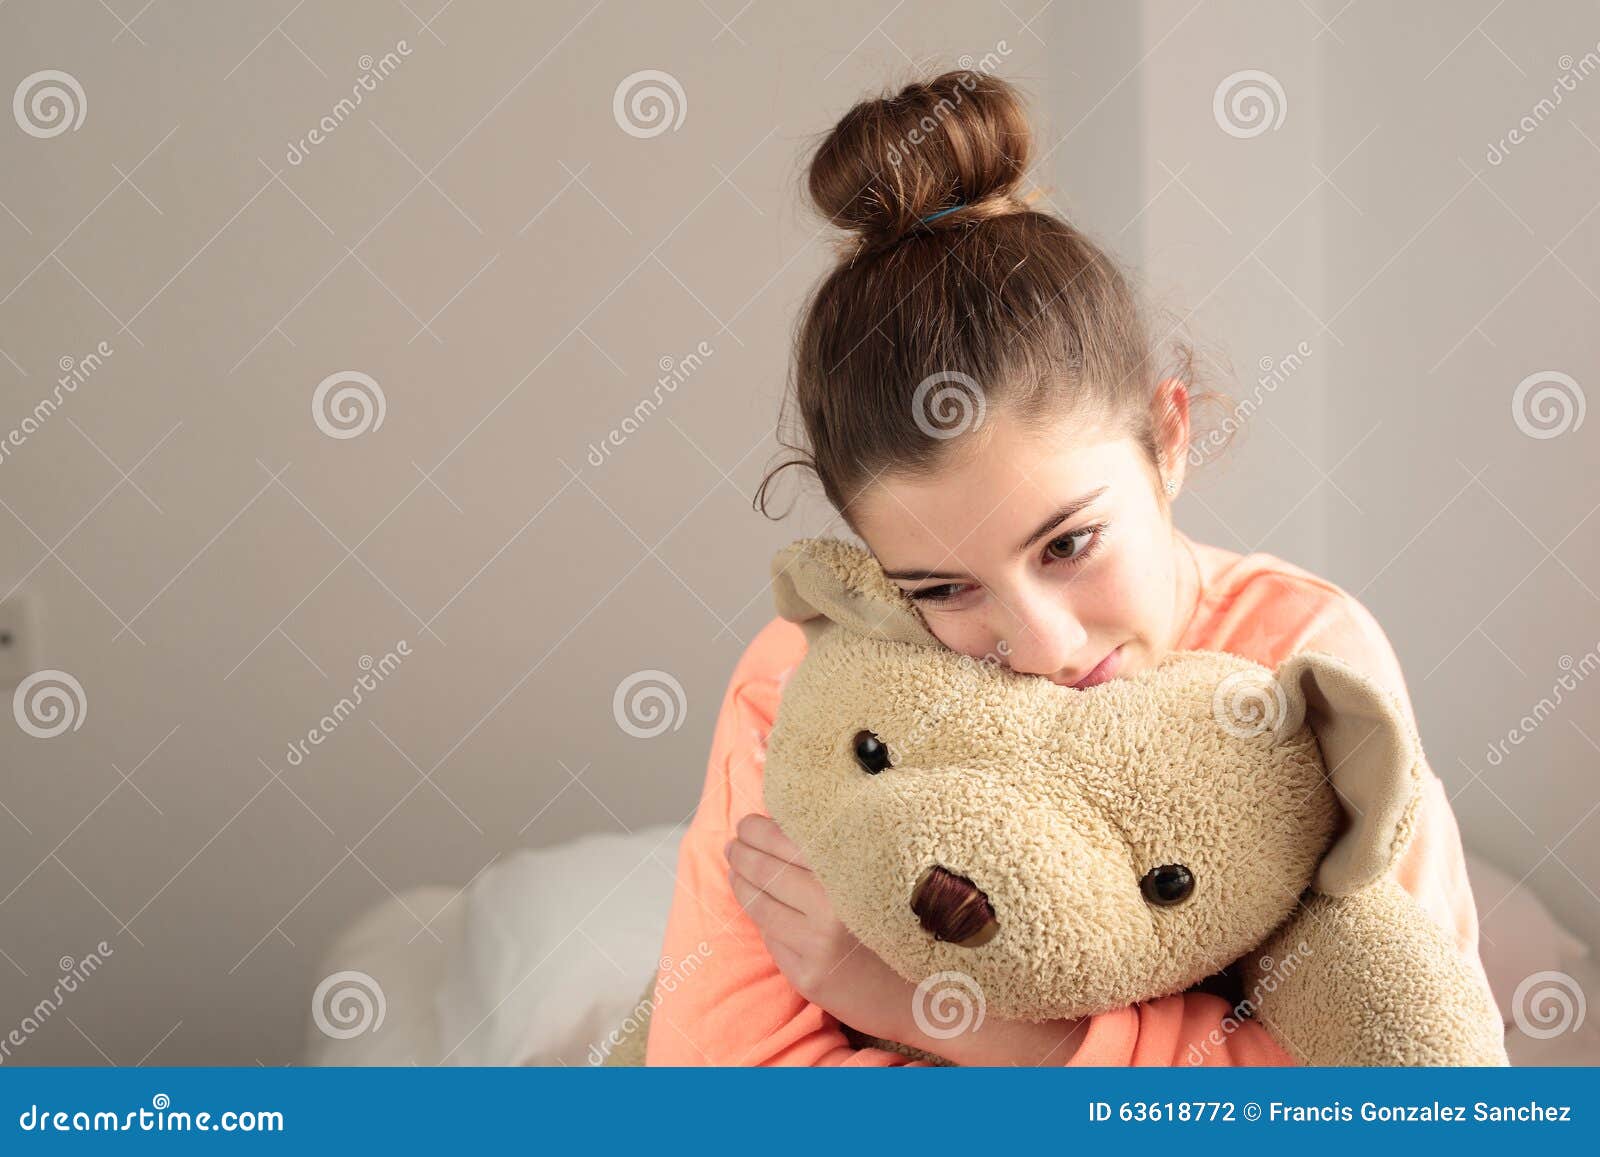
[614,537,1508,1067]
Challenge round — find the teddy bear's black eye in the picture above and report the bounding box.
[1140,864,1194,906]
[852,730,891,774]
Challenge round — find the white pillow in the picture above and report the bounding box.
[303,885,463,1066]
[435,823,686,1065]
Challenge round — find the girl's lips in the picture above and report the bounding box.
[1070,645,1123,689]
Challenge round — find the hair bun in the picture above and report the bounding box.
[807,69,1034,249]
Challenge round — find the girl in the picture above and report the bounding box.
[644,70,1497,1065]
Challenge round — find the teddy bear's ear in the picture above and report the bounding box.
[1273,651,1425,896]
[770,537,940,648]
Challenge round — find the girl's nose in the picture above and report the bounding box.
[996,592,1087,677]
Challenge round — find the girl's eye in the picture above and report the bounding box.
[904,523,1107,603]
[907,583,966,603]
[1043,525,1105,566]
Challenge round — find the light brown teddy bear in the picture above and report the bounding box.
[609,538,1507,1067]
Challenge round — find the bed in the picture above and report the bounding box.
[301,824,1597,1066]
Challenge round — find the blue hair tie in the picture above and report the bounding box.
[920,202,966,225]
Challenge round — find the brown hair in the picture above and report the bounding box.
[754,68,1232,527]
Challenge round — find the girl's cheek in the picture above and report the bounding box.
[918,607,1005,661]
[1088,549,1155,626]
[927,616,989,658]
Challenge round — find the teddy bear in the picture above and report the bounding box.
[607,538,1508,1067]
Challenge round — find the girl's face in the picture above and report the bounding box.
[850,407,1195,688]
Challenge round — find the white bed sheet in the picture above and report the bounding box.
[305,833,1596,1065]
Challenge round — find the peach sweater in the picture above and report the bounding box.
[644,531,1498,1066]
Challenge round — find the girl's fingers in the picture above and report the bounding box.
[727,838,822,914]
[764,938,813,992]
[732,813,811,868]
[728,867,810,949]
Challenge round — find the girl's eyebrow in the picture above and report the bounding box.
[881,564,969,582]
[1015,485,1110,553]
[880,485,1111,583]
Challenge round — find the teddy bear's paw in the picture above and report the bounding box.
[1246,881,1508,1066]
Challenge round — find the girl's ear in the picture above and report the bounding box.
[770,538,940,648]
[1153,375,1191,489]
[1273,651,1425,896]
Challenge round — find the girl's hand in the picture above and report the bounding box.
[724,812,1088,1065]
[725,812,918,1044]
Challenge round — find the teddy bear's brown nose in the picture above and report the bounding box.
[910,865,999,947]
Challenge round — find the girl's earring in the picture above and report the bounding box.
[1164,477,1178,496]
